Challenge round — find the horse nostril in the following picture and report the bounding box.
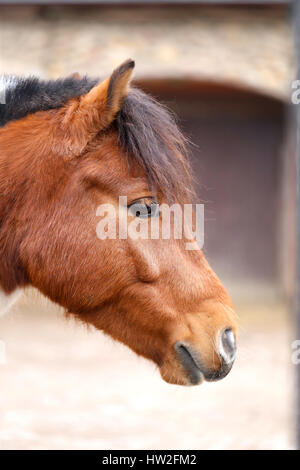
[220,328,236,364]
[174,342,204,385]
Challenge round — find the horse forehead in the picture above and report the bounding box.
[81,148,150,195]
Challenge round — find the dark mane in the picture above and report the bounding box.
[0,75,191,201]
[0,75,98,127]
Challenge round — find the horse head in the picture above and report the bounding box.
[0,60,237,385]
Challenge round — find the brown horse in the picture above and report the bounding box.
[0,60,237,386]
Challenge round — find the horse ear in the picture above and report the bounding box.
[81,58,135,130]
[61,59,134,154]
[105,58,135,124]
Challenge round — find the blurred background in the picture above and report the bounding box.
[0,0,297,450]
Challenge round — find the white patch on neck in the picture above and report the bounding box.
[0,75,17,104]
[0,286,65,319]
[0,288,23,317]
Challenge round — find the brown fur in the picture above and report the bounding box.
[0,60,237,385]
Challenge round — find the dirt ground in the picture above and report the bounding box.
[0,291,296,450]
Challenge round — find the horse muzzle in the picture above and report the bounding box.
[161,327,237,386]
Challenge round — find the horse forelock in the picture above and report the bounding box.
[116,88,193,203]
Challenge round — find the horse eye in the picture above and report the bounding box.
[128,198,159,218]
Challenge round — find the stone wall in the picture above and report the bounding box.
[0,5,294,100]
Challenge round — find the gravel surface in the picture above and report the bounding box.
[0,295,295,450]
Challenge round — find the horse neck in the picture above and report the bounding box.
[0,123,32,302]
